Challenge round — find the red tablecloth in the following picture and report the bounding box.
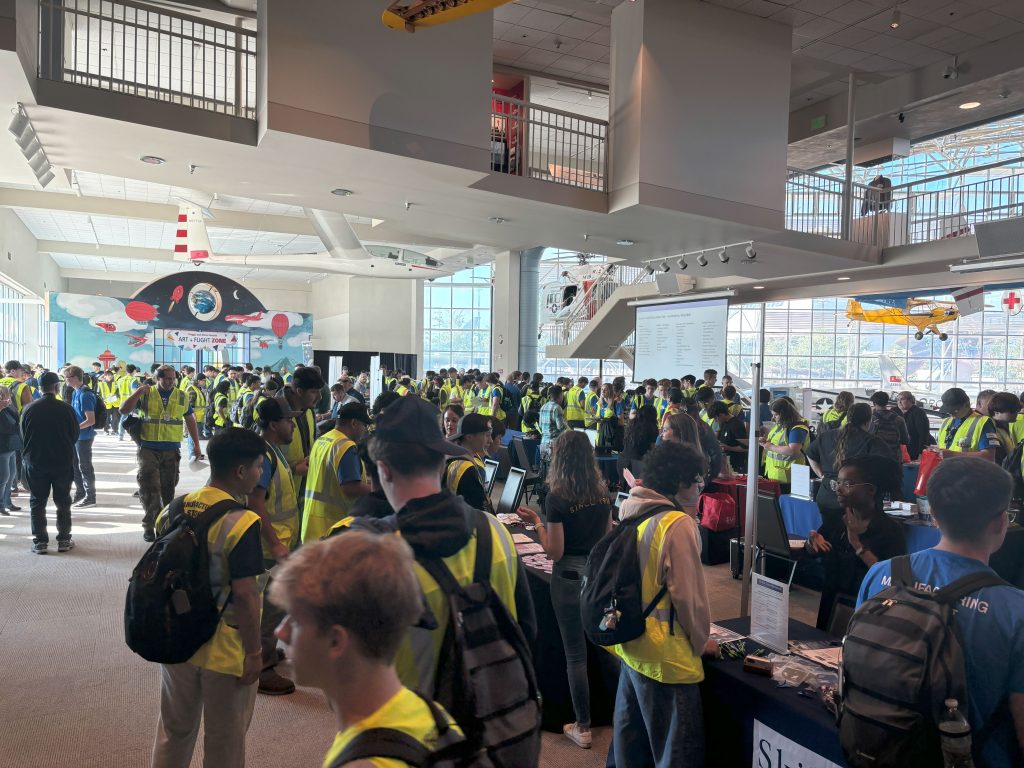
[708,476,782,534]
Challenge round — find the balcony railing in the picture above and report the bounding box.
[39,0,257,119]
[786,157,1024,248]
[491,95,607,192]
[546,264,654,348]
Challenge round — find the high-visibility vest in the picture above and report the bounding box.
[1010,414,1024,445]
[187,384,207,425]
[937,412,991,453]
[727,403,745,419]
[117,375,137,400]
[822,408,847,428]
[284,406,316,469]
[262,443,299,558]
[653,397,669,422]
[444,455,485,497]
[463,387,478,414]
[477,386,493,417]
[138,388,189,443]
[178,375,190,392]
[155,486,265,677]
[302,429,364,543]
[763,423,809,483]
[0,376,13,389]
[213,393,231,427]
[584,392,600,428]
[565,386,585,422]
[682,387,698,399]
[395,384,411,397]
[98,380,119,408]
[487,384,505,421]
[611,509,704,685]
[10,381,32,414]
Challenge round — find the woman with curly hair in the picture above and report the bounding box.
[517,431,611,750]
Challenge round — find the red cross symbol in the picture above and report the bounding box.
[1004,292,1022,315]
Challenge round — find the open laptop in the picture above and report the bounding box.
[483,459,499,495]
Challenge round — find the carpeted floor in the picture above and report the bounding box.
[0,433,819,767]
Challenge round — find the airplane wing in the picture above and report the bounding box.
[952,286,985,317]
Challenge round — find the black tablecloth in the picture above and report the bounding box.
[515,529,620,732]
[701,617,846,766]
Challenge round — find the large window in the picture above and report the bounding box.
[36,304,56,370]
[423,266,493,372]
[727,291,1024,395]
[0,284,26,366]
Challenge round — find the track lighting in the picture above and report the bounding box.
[889,7,900,29]
[718,249,729,264]
[745,244,757,261]
[28,153,48,175]
[36,170,54,187]
[676,257,687,270]
[644,264,655,275]
[659,260,670,273]
[7,111,28,139]
[696,251,708,268]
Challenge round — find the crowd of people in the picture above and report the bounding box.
[10,357,1024,767]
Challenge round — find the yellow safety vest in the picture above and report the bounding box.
[117,375,137,400]
[698,409,715,427]
[395,384,411,397]
[822,407,845,427]
[213,393,231,427]
[463,387,477,415]
[653,397,669,422]
[138,387,189,444]
[302,429,364,543]
[727,403,745,419]
[611,509,704,685]
[178,375,190,392]
[584,392,600,428]
[155,486,265,677]
[10,381,32,414]
[682,387,698,399]
[488,385,505,421]
[763,423,809,482]
[1010,414,1024,446]
[444,455,485,497]
[261,443,299,558]
[284,406,316,469]
[476,386,493,417]
[99,380,119,408]
[565,386,585,422]
[937,412,991,453]
[187,384,207,425]
[0,376,13,389]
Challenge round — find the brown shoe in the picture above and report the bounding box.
[258,670,295,696]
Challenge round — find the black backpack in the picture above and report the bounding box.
[91,390,108,431]
[124,496,242,663]
[838,555,1008,767]
[347,512,541,768]
[326,690,493,768]
[580,504,675,646]
[1002,439,1024,502]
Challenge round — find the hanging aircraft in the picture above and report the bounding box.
[381,0,514,32]
[845,298,958,340]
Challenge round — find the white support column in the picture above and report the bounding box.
[491,250,521,375]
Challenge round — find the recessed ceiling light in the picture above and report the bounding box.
[888,7,900,29]
[753,285,765,290]
[616,239,635,246]
[837,276,852,281]
[331,188,354,197]
[958,101,981,110]
[489,216,506,224]
[139,155,165,165]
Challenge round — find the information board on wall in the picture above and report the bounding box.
[634,298,728,381]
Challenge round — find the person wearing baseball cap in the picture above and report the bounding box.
[301,402,371,543]
[443,413,493,512]
[932,387,997,461]
[330,395,537,705]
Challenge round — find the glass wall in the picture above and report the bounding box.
[728,290,1024,397]
[422,265,493,372]
[0,285,26,366]
[36,304,57,370]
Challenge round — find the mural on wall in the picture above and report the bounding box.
[50,272,312,371]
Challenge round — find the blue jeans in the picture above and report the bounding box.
[0,451,14,508]
[613,664,704,768]
[551,555,591,728]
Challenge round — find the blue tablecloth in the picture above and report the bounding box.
[902,462,918,501]
[502,430,540,464]
[779,495,822,538]
[901,520,941,551]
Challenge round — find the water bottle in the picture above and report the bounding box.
[939,698,974,768]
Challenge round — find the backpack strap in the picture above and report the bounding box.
[935,569,1010,605]
[471,511,492,586]
[890,554,915,588]
[328,727,430,768]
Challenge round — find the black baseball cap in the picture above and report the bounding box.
[940,387,970,413]
[336,402,371,425]
[257,398,288,425]
[40,371,59,389]
[374,395,467,456]
[453,413,492,441]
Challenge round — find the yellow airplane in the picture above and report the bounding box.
[382,0,514,31]
[845,298,958,341]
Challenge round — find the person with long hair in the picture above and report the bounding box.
[987,391,1021,464]
[595,382,624,454]
[805,454,906,631]
[821,391,854,430]
[441,402,464,440]
[759,398,810,493]
[620,404,658,486]
[517,432,611,750]
[807,402,891,526]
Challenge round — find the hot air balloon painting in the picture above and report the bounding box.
[125,301,158,325]
[271,313,289,348]
[169,285,184,312]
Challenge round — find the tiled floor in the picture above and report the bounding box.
[0,433,819,766]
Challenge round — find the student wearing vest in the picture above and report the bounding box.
[612,441,716,767]
[933,387,997,462]
[185,374,208,459]
[701,368,718,391]
[443,413,492,512]
[150,429,266,768]
[270,531,468,768]
[720,385,744,418]
[694,386,717,431]
[1,361,34,414]
[121,365,202,542]
[211,380,233,434]
[331,396,536,715]
[759,398,810,494]
[98,370,118,435]
[987,392,1022,464]
[563,376,587,429]
[583,379,600,430]
[680,374,698,399]
[629,379,658,422]
[302,402,370,543]
[277,366,326,511]
[858,457,1024,768]
[116,365,140,441]
[821,391,853,430]
[483,372,505,423]
[245,399,301,697]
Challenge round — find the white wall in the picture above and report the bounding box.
[0,208,64,364]
[491,250,520,375]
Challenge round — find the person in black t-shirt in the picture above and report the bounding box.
[805,454,906,632]
[707,401,748,472]
[517,431,610,750]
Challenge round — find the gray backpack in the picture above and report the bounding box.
[838,555,1007,767]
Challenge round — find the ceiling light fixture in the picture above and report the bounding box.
[889,7,900,29]
[676,257,687,270]
[745,244,757,261]
[331,188,353,196]
[696,251,708,268]
[7,110,28,139]
[718,249,729,264]
[140,155,166,165]
[659,260,670,272]
[617,239,635,246]
[489,216,506,224]
[958,101,981,110]
[644,263,655,275]
[11,108,54,188]
[753,285,765,290]
[837,276,851,281]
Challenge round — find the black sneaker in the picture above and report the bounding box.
[6,504,20,512]
[57,539,74,553]
[32,541,47,554]
[0,508,8,517]
[143,530,156,543]
[72,499,96,509]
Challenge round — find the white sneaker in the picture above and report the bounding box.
[563,723,592,749]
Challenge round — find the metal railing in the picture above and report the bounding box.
[39,0,257,119]
[550,264,654,347]
[491,95,607,192]
[786,158,1024,248]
